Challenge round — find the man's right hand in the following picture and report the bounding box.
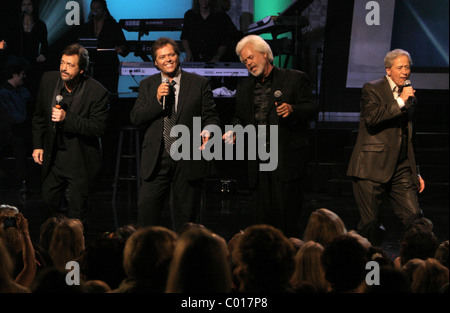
[32,149,44,165]
[222,130,236,145]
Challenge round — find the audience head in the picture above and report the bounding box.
[48,218,85,270]
[166,227,231,293]
[32,267,86,293]
[292,241,329,293]
[411,258,449,293]
[399,222,439,266]
[435,240,449,269]
[79,235,126,290]
[403,258,425,284]
[322,234,368,293]
[39,214,67,253]
[233,224,295,292]
[123,226,177,292]
[303,208,347,248]
[364,266,412,293]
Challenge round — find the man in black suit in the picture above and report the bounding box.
[223,35,318,237]
[130,37,220,231]
[32,43,109,222]
[347,49,425,246]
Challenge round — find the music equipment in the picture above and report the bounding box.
[244,0,314,69]
[119,62,249,77]
[119,18,184,33]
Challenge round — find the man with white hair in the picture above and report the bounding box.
[224,35,318,237]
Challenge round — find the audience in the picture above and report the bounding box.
[411,258,449,293]
[48,218,85,271]
[0,210,36,288]
[79,235,126,290]
[435,240,449,269]
[302,208,347,248]
[321,234,368,293]
[291,240,329,293]
[394,218,439,268]
[110,226,177,293]
[364,266,412,293]
[0,204,448,294]
[166,226,231,293]
[233,224,296,293]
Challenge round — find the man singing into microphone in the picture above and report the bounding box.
[32,43,109,223]
[223,35,318,237]
[347,49,425,247]
[130,37,220,231]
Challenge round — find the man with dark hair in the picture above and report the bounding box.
[32,43,109,223]
[130,37,220,231]
[0,56,31,194]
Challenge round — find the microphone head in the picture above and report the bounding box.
[56,95,63,103]
[162,77,169,84]
[404,80,412,87]
[274,90,282,100]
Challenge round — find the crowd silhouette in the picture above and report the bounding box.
[1,205,448,294]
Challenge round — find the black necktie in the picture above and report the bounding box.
[163,81,177,154]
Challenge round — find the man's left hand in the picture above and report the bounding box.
[276,102,293,118]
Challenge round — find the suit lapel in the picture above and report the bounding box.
[176,70,191,123]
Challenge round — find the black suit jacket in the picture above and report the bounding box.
[32,71,109,187]
[231,66,318,187]
[130,70,220,181]
[347,76,419,187]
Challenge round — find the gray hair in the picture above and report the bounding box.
[235,35,274,63]
[384,49,413,68]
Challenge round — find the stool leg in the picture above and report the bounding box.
[111,130,123,229]
[135,129,141,200]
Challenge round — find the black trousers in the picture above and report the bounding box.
[41,149,90,222]
[137,150,203,232]
[353,158,422,246]
[252,170,304,238]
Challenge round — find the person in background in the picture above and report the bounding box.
[79,0,128,93]
[181,0,233,63]
[0,56,31,195]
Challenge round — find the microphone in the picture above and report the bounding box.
[161,77,169,110]
[274,90,282,105]
[403,80,415,107]
[54,95,63,129]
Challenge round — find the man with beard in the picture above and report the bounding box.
[223,35,318,237]
[32,43,109,223]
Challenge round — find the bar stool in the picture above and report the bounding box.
[111,125,141,229]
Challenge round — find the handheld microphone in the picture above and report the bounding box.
[54,95,63,129]
[274,90,282,105]
[403,80,415,107]
[161,77,169,110]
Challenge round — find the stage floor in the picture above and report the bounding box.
[0,157,448,261]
